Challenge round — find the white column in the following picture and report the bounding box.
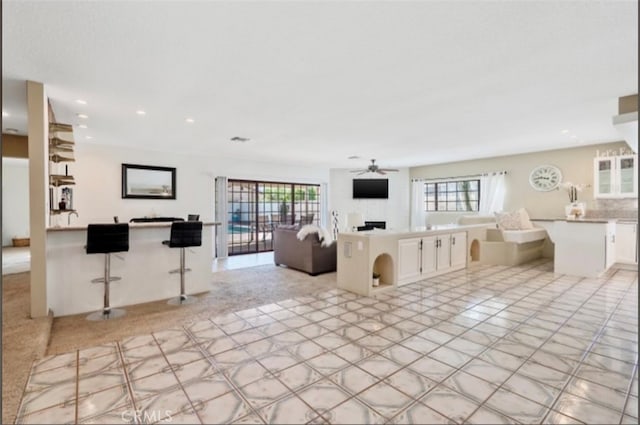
[27,80,49,317]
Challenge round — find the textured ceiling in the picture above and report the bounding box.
[2,1,637,168]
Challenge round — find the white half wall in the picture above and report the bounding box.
[329,168,410,231]
[2,157,30,246]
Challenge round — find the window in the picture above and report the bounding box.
[424,179,480,212]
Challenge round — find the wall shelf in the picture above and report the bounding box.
[50,209,77,215]
[49,153,75,163]
[49,175,75,186]
[49,120,77,221]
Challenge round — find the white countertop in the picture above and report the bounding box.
[531,218,618,224]
[47,221,221,232]
[340,223,490,238]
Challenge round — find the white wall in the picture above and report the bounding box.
[329,168,410,231]
[410,141,637,225]
[64,143,330,227]
[2,157,30,246]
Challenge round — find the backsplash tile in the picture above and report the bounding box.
[586,199,638,220]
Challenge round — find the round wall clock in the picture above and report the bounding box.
[529,165,562,191]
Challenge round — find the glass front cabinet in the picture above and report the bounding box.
[594,155,637,198]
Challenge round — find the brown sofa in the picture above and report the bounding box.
[273,226,337,275]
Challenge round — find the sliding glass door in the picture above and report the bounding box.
[227,179,320,255]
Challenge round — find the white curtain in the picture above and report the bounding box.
[479,172,506,214]
[410,180,427,228]
[320,182,329,228]
[214,176,228,258]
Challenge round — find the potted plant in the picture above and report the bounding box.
[372,272,381,287]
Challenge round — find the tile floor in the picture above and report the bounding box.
[212,252,274,272]
[16,261,638,424]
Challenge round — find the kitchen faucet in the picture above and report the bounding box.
[68,211,79,225]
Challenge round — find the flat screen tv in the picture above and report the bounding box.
[353,178,389,199]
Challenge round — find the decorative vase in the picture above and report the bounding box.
[565,202,586,219]
[372,277,380,287]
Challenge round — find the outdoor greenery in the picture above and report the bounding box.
[262,186,317,201]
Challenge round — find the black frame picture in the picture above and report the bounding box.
[121,163,176,199]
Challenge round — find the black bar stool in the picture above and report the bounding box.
[163,221,202,305]
[85,223,129,320]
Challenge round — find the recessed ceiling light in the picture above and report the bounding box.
[77,124,88,129]
[5,128,19,134]
[570,135,578,139]
[136,110,146,116]
[86,136,93,140]
[185,118,195,123]
[348,155,361,160]
[561,129,569,134]
[2,111,9,117]
[75,99,87,105]
[77,113,88,119]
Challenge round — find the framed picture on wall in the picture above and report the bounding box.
[122,163,176,199]
[61,187,73,209]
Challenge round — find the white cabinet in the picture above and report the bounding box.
[616,222,638,265]
[436,235,451,270]
[553,220,616,278]
[398,238,422,283]
[594,155,637,198]
[421,236,437,276]
[606,224,616,269]
[450,232,468,268]
[398,231,467,286]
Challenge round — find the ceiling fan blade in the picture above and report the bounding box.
[377,170,386,175]
[357,171,368,175]
[379,168,399,172]
[349,169,364,173]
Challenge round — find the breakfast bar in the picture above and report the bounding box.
[46,222,218,317]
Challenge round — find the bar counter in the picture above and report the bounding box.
[46,222,219,317]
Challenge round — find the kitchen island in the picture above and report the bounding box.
[46,222,218,316]
[337,224,490,296]
[532,218,616,278]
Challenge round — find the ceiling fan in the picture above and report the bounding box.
[350,159,399,175]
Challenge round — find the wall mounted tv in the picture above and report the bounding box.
[353,178,389,199]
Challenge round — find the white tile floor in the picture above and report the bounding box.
[213,252,274,272]
[16,260,638,424]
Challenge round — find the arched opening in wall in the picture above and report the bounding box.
[470,239,480,262]
[372,253,394,289]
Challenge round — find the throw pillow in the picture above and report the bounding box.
[318,226,335,247]
[296,224,334,247]
[495,211,521,230]
[296,224,321,241]
[517,208,534,229]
